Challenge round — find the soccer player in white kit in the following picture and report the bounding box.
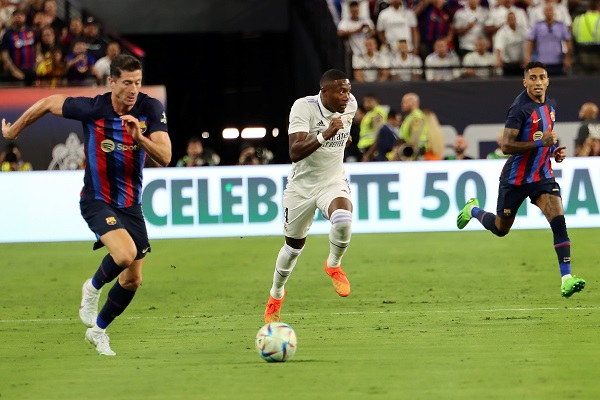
[264,69,358,323]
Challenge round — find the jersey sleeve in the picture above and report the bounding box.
[505,104,525,130]
[62,96,96,121]
[144,98,168,135]
[288,99,311,135]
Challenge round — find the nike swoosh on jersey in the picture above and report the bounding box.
[533,118,542,123]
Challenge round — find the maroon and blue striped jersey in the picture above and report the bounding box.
[500,90,557,186]
[0,28,36,70]
[62,92,168,208]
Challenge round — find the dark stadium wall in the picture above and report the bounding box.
[74,0,289,34]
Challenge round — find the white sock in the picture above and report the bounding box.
[270,243,303,299]
[327,209,352,268]
[91,324,105,333]
[561,274,572,284]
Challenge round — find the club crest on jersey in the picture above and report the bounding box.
[550,112,555,122]
[105,216,117,225]
[139,120,147,134]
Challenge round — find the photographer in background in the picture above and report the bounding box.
[237,142,273,165]
[575,102,600,156]
[176,135,220,167]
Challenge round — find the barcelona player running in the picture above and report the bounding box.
[456,61,585,298]
[2,55,171,355]
[263,69,357,323]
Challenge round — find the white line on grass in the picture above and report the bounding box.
[1,306,598,324]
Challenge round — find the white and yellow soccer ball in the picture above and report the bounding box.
[255,322,297,362]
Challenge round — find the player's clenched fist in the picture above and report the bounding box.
[324,117,343,139]
[542,126,557,146]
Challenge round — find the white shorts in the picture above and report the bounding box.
[282,179,352,239]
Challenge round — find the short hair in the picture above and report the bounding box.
[187,136,202,144]
[320,69,348,88]
[524,61,546,74]
[110,54,142,79]
[349,1,360,7]
[4,152,17,163]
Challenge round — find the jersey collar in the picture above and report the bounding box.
[317,92,336,119]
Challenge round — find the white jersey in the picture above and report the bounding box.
[287,92,358,198]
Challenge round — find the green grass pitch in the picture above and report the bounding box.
[1,229,599,400]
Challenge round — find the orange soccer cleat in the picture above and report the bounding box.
[264,291,286,324]
[324,261,351,297]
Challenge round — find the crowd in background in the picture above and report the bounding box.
[0,0,120,87]
[2,96,598,171]
[335,0,600,81]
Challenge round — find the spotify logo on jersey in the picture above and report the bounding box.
[101,139,115,152]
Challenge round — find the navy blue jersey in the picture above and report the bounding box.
[63,92,168,207]
[500,90,557,185]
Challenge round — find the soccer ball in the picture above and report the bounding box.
[255,322,297,362]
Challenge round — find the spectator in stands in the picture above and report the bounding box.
[418,0,454,59]
[31,10,50,38]
[0,0,16,28]
[357,94,387,157]
[36,25,60,63]
[485,0,529,40]
[525,3,572,76]
[452,0,489,58]
[528,0,572,28]
[0,142,32,171]
[352,36,390,82]
[337,0,376,55]
[389,39,423,81]
[43,0,66,39]
[493,11,528,76]
[462,37,496,78]
[82,17,107,61]
[94,41,120,86]
[445,135,473,160]
[572,0,600,75]
[176,136,220,167]
[486,129,510,159]
[65,39,96,85]
[424,38,461,81]
[62,16,83,49]
[22,0,44,26]
[36,45,65,87]
[376,0,419,53]
[575,102,600,156]
[1,9,36,85]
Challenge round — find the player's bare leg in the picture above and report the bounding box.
[536,194,586,297]
[324,197,352,297]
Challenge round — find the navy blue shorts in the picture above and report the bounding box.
[80,200,151,259]
[496,180,561,219]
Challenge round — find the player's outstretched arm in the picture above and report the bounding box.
[2,94,68,140]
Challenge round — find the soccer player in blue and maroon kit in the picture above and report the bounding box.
[1,55,172,355]
[456,61,586,298]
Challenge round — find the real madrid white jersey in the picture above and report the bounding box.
[287,92,357,197]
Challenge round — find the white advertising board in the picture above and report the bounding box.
[2,159,600,243]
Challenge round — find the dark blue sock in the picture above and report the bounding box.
[91,254,125,290]
[550,215,571,276]
[96,281,136,329]
[475,209,504,237]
